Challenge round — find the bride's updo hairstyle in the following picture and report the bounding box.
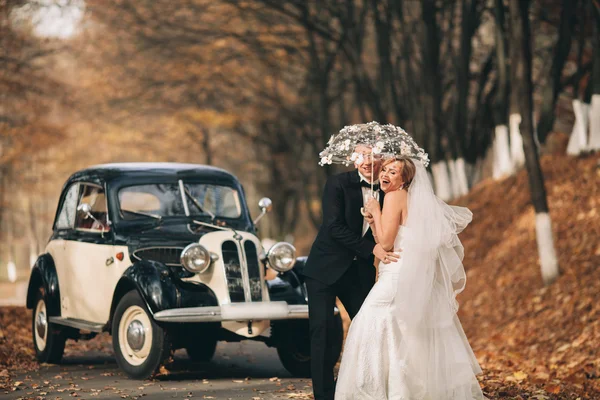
[382,156,416,190]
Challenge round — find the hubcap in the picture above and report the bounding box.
[34,299,48,351]
[118,305,153,366]
[36,311,47,339]
[126,320,145,351]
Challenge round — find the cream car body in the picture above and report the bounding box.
[26,163,341,380]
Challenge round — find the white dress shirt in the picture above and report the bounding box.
[358,171,380,237]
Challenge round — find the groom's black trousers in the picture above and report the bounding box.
[305,260,375,400]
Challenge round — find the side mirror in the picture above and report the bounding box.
[253,197,273,225]
[76,203,105,238]
[77,203,92,215]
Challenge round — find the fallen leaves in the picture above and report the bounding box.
[506,371,528,382]
[454,153,600,399]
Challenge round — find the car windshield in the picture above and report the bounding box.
[118,183,243,220]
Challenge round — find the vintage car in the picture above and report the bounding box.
[26,163,342,379]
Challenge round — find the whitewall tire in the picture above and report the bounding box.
[112,290,171,379]
[32,290,66,363]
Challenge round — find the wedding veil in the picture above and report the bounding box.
[392,160,484,399]
[394,160,472,324]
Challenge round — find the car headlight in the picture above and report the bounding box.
[267,242,297,272]
[180,243,211,273]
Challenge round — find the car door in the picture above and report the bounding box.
[48,182,80,318]
[60,183,121,323]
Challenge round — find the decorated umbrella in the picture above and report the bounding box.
[319,121,430,193]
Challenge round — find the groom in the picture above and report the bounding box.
[303,144,400,400]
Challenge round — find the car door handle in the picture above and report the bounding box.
[106,257,114,266]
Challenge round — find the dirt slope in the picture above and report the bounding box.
[456,153,600,398]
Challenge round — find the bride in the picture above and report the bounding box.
[334,155,486,400]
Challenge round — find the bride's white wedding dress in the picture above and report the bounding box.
[335,223,486,399]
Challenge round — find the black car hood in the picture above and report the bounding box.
[114,218,255,248]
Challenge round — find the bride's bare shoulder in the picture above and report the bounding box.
[383,189,407,206]
[384,189,407,199]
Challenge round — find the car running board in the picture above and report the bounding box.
[49,317,105,332]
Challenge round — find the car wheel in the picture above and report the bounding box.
[32,289,66,364]
[112,290,171,379]
[276,314,343,378]
[186,338,217,362]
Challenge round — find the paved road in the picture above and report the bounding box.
[3,341,313,400]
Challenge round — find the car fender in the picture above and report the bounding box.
[267,256,308,305]
[26,254,61,316]
[109,260,219,322]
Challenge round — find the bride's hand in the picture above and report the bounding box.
[364,197,380,215]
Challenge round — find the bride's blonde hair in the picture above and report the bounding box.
[382,156,416,189]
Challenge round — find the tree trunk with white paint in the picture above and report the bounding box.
[448,159,469,198]
[535,213,559,285]
[454,158,469,196]
[432,161,453,201]
[588,95,600,150]
[509,114,525,168]
[567,99,590,154]
[448,160,460,198]
[26,197,40,269]
[510,0,559,285]
[493,124,513,179]
[5,204,17,283]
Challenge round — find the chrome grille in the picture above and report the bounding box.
[132,247,184,266]
[244,241,263,301]
[222,241,245,302]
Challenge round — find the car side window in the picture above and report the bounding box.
[74,184,111,232]
[55,184,80,230]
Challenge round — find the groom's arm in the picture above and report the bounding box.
[322,176,375,260]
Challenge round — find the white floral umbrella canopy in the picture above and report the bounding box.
[319,121,430,167]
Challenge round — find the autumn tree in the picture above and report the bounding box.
[509,0,559,285]
[1,0,70,277]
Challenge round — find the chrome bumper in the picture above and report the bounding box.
[153,301,309,323]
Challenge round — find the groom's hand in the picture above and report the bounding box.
[373,244,401,264]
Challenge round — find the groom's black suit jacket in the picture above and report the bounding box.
[303,170,383,285]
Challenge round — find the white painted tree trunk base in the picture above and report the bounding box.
[7,261,17,283]
[587,95,600,151]
[567,99,590,155]
[509,114,525,169]
[493,124,513,179]
[432,161,453,201]
[454,158,469,196]
[448,160,461,197]
[456,158,469,196]
[535,212,560,285]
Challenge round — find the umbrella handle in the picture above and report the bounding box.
[371,148,374,192]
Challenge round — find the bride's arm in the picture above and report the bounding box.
[369,191,404,251]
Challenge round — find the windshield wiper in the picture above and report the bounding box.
[122,210,162,220]
[184,187,216,220]
[177,179,216,220]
